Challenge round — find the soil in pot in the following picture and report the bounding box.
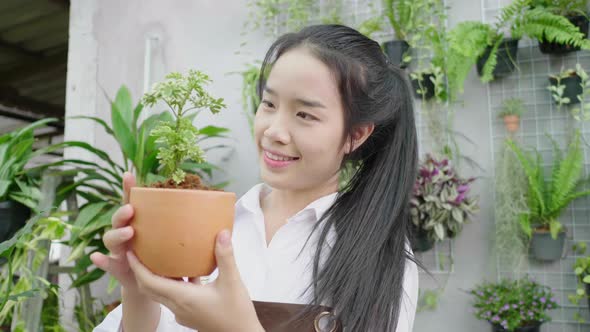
[0,200,31,242]
[477,38,519,80]
[131,174,236,277]
[383,40,410,68]
[411,73,436,100]
[549,73,583,105]
[530,226,566,262]
[539,15,589,54]
[491,322,541,332]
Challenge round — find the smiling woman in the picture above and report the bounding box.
[94,24,419,332]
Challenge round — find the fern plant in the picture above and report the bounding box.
[446,0,590,86]
[506,130,590,240]
[531,0,588,17]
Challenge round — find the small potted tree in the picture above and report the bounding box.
[532,0,590,54]
[410,154,479,252]
[130,70,236,277]
[498,98,526,133]
[470,277,559,332]
[507,131,590,261]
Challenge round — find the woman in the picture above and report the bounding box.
[93,24,419,331]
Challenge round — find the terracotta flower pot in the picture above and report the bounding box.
[130,187,236,277]
[503,115,520,133]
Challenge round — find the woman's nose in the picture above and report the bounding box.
[263,114,291,145]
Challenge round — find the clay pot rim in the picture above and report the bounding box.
[131,186,235,196]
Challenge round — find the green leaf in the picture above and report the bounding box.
[67,115,115,136]
[69,202,107,242]
[114,86,134,128]
[549,219,562,239]
[111,100,137,163]
[583,275,590,284]
[198,125,230,137]
[70,268,105,289]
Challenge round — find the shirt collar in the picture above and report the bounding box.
[235,183,338,222]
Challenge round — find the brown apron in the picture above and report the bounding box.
[253,301,343,332]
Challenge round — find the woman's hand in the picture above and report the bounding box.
[127,229,264,332]
[90,172,140,292]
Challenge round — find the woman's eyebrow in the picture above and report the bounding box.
[264,86,326,109]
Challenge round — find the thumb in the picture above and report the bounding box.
[214,229,239,284]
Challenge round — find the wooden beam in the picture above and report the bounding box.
[0,51,67,84]
[0,39,42,61]
[0,93,64,129]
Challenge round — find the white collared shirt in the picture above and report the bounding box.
[94,183,418,331]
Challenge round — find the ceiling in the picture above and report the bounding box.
[0,0,69,141]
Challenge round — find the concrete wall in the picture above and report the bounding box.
[64,0,498,331]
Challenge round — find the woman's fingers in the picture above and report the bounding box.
[112,204,134,229]
[123,172,136,204]
[103,226,134,254]
[90,252,131,279]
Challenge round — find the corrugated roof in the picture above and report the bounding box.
[0,0,69,137]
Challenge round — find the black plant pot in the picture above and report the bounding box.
[411,226,434,252]
[0,199,31,243]
[548,73,583,105]
[411,73,436,100]
[530,230,566,261]
[491,322,541,332]
[586,281,590,313]
[539,15,590,54]
[477,38,520,80]
[383,40,410,69]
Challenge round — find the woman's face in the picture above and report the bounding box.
[254,47,349,192]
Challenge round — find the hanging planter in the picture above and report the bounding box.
[529,228,566,262]
[470,278,558,332]
[490,322,541,332]
[410,226,434,253]
[410,72,436,100]
[0,200,30,243]
[498,98,526,133]
[477,38,520,80]
[539,15,590,54]
[548,71,583,105]
[383,40,410,68]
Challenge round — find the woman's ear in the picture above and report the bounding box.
[345,123,375,154]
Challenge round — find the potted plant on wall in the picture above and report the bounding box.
[130,70,235,277]
[548,64,590,121]
[568,242,590,322]
[532,0,589,54]
[498,98,526,133]
[0,119,58,242]
[507,131,590,261]
[449,0,590,85]
[409,154,479,252]
[469,277,559,332]
[548,67,583,105]
[382,0,436,68]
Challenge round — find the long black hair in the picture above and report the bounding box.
[257,24,419,331]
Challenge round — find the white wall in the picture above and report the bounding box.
[62,1,269,329]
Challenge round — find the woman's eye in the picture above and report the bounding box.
[297,112,317,121]
[261,100,274,108]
